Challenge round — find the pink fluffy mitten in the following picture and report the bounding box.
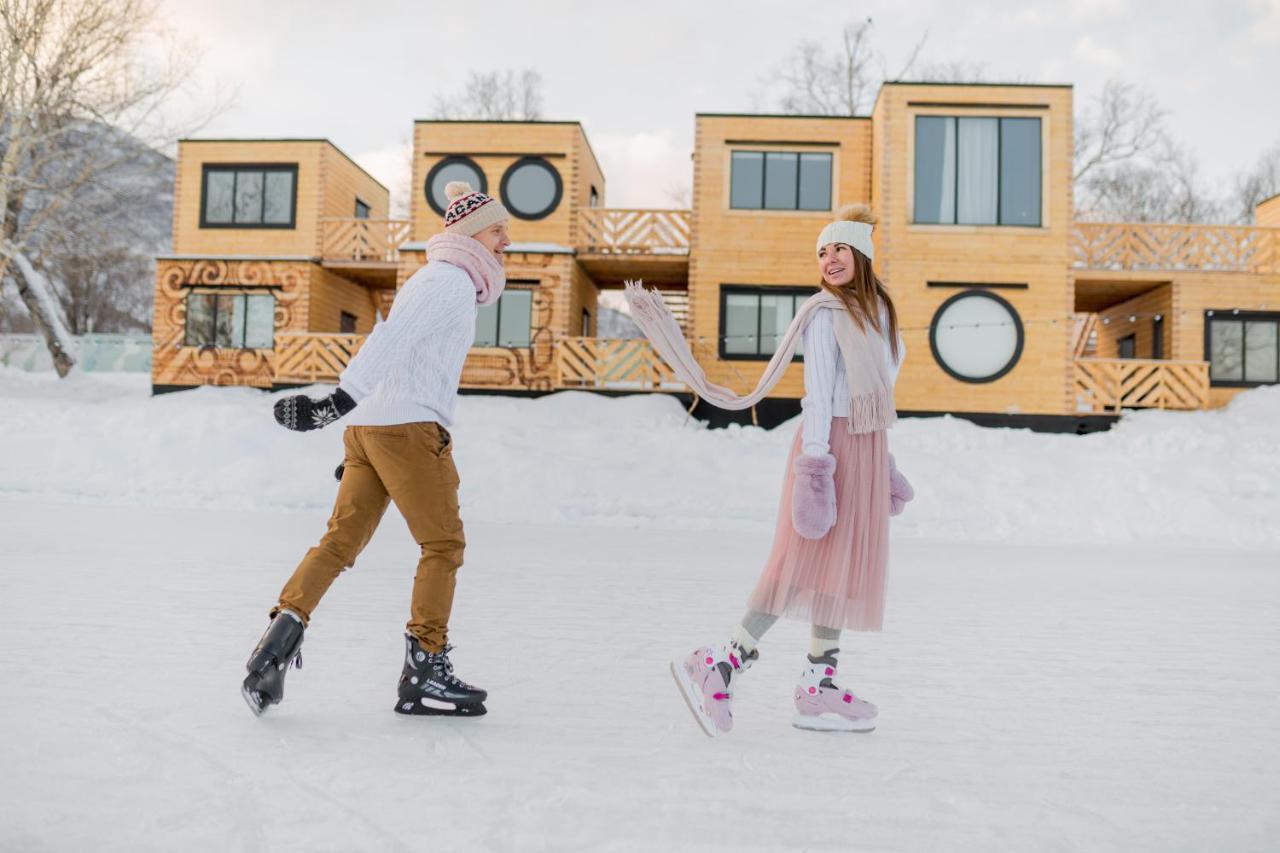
[888,453,914,517]
[792,453,837,539]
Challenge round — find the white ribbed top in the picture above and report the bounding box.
[338,261,477,428]
[800,307,904,456]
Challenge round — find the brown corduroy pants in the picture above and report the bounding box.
[275,422,465,652]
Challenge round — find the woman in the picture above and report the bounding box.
[626,204,914,736]
[242,181,509,719]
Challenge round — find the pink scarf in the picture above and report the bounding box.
[625,281,896,434]
[425,233,506,306]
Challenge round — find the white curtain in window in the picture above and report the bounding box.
[938,119,956,222]
[957,118,998,224]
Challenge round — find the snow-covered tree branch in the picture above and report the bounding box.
[0,0,216,376]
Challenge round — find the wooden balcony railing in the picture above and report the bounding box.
[276,333,364,384]
[274,333,686,393]
[556,337,684,390]
[1074,358,1210,413]
[1072,223,1279,274]
[578,209,691,255]
[320,218,412,264]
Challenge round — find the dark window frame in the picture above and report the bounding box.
[182,288,277,350]
[424,156,488,217]
[1152,316,1164,359]
[912,116,1043,227]
[199,164,298,229]
[1204,309,1280,388]
[499,156,564,221]
[717,284,818,361]
[928,288,1025,384]
[474,283,536,348]
[339,311,358,334]
[729,150,833,212]
[353,198,371,219]
[1118,333,1137,360]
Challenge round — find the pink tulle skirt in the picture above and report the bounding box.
[746,418,891,631]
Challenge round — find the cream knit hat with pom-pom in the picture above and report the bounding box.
[816,203,876,260]
[442,181,510,236]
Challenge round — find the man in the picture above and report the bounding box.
[242,180,509,718]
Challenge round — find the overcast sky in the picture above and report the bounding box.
[159,0,1280,210]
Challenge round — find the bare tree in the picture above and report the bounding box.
[664,181,690,209]
[0,0,215,376]
[1231,140,1280,223]
[1077,136,1221,223]
[764,20,926,116]
[1073,80,1169,185]
[911,59,993,84]
[1072,81,1224,222]
[431,69,545,121]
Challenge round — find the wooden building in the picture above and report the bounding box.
[152,85,1280,428]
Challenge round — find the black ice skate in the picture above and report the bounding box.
[395,634,487,717]
[242,610,305,716]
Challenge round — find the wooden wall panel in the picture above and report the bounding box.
[870,83,1076,415]
[172,141,325,257]
[150,259,311,388]
[688,115,873,398]
[411,122,587,247]
[1094,286,1172,359]
[319,145,391,245]
[1256,195,1280,228]
[1166,271,1280,407]
[307,266,379,334]
[568,260,598,336]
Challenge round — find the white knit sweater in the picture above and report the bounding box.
[800,307,904,456]
[338,261,477,428]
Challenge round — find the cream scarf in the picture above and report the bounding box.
[624,281,896,434]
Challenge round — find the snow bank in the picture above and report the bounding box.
[1,367,1276,549]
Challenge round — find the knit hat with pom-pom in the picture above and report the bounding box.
[443,181,510,236]
[816,203,876,260]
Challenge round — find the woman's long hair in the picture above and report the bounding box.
[818,205,900,361]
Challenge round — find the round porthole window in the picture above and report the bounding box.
[500,157,563,220]
[425,157,487,216]
[929,290,1025,383]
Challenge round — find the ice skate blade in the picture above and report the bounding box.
[394,697,487,717]
[792,712,875,733]
[241,683,267,717]
[670,659,717,738]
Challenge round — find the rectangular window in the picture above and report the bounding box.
[1206,311,1280,386]
[184,291,276,349]
[719,286,816,360]
[201,165,298,228]
[339,311,358,334]
[582,309,591,337]
[1118,334,1136,360]
[730,151,832,211]
[1152,316,1164,359]
[474,287,533,348]
[354,199,371,219]
[914,116,1041,226]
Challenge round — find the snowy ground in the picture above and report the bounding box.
[1,371,1278,851]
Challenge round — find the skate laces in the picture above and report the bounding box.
[427,644,477,689]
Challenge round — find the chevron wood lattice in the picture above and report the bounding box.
[556,338,684,390]
[1071,223,1278,273]
[320,218,412,263]
[578,209,691,254]
[275,334,364,384]
[1073,358,1209,413]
